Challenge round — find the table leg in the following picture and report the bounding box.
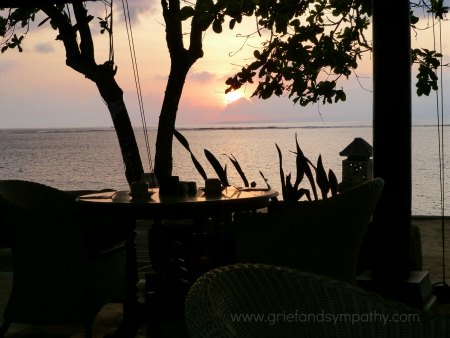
[106,219,143,338]
[209,212,235,267]
[146,218,191,321]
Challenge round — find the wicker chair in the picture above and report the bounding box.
[185,263,448,338]
[233,178,384,284]
[0,180,128,338]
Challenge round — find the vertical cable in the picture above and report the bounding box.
[431,14,446,286]
[121,0,153,173]
[109,0,114,64]
[438,18,446,282]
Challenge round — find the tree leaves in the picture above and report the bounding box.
[97,13,112,34]
[212,15,224,33]
[38,16,51,27]
[2,0,444,109]
[178,6,195,21]
[1,33,24,53]
[412,48,442,96]
[224,0,446,106]
[0,16,7,36]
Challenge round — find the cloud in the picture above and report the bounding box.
[220,97,276,122]
[216,93,373,124]
[0,60,17,73]
[188,71,215,83]
[34,43,54,53]
[114,0,159,23]
[154,71,216,85]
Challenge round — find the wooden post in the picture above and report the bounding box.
[372,0,412,282]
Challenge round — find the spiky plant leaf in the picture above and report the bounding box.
[276,143,287,200]
[224,164,228,185]
[294,188,309,201]
[286,173,295,201]
[294,136,305,190]
[316,155,330,199]
[295,134,318,200]
[190,154,208,181]
[173,129,207,180]
[328,169,338,196]
[173,129,190,150]
[204,149,229,186]
[259,171,271,189]
[303,189,312,202]
[225,153,249,187]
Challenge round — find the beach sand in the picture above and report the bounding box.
[413,216,450,284]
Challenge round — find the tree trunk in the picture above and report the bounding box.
[95,68,144,186]
[154,61,190,181]
[155,0,204,181]
[106,100,144,186]
[38,4,144,188]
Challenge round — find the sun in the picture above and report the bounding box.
[224,90,243,104]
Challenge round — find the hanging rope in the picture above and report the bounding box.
[108,0,114,64]
[431,14,447,289]
[121,0,154,173]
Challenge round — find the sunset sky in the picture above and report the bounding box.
[0,1,449,129]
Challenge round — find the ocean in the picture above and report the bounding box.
[0,122,448,216]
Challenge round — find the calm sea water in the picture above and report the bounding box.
[0,122,448,216]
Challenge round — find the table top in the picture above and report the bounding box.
[76,187,278,219]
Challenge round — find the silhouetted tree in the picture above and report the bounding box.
[2,1,446,183]
[0,3,144,187]
[157,0,446,179]
[154,0,257,180]
[225,0,446,105]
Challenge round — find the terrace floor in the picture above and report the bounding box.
[1,217,450,337]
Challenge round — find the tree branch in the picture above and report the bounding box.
[162,0,185,57]
[39,4,86,74]
[2,0,96,8]
[72,2,96,66]
[188,2,204,61]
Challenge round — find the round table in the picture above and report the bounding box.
[76,186,278,333]
[76,186,279,218]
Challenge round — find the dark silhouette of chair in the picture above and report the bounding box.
[0,180,127,338]
[232,178,384,284]
[0,195,11,248]
[185,263,447,337]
